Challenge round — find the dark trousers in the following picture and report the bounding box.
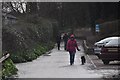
[57,42,60,50]
[64,41,67,50]
[69,51,75,65]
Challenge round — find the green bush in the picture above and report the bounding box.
[10,52,26,63]
[2,15,57,79]
[33,45,46,56]
[22,51,37,62]
[10,43,55,63]
[2,59,18,79]
[3,15,56,63]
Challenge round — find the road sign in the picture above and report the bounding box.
[95,24,100,32]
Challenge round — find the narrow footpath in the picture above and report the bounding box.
[15,41,103,78]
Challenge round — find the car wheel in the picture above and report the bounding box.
[102,60,109,65]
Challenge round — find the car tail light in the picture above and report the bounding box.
[101,47,108,53]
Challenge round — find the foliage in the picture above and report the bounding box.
[10,42,55,63]
[2,2,118,30]
[2,59,18,79]
[3,14,57,63]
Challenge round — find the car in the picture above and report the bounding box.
[94,37,118,58]
[99,37,120,64]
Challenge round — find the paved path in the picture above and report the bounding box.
[16,41,103,78]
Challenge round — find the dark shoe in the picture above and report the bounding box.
[72,62,74,65]
[81,62,84,65]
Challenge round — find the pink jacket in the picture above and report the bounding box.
[67,39,79,52]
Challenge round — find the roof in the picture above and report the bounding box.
[105,38,120,46]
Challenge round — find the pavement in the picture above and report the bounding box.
[15,41,119,79]
[87,54,120,79]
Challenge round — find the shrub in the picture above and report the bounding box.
[10,52,26,63]
[10,43,55,63]
[3,15,56,63]
[2,59,18,79]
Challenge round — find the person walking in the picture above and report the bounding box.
[56,33,61,50]
[63,33,69,50]
[67,34,80,65]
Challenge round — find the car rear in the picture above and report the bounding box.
[100,46,120,60]
[99,38,120,64]
[93,37,118,57]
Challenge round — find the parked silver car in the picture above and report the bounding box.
[99,37,120,64]
[94,37,118,58]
